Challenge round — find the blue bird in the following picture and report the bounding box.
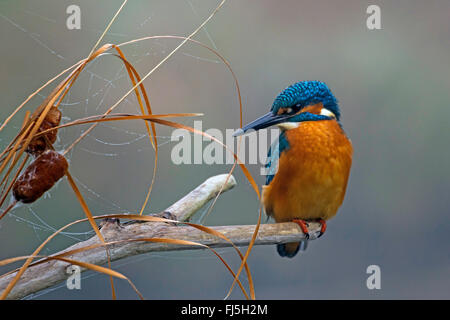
[234,81,353,258]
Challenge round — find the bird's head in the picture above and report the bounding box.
[233,81,340,136]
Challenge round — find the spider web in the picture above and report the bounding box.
[0,0,241,299]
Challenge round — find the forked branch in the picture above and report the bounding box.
[0,174,319,300]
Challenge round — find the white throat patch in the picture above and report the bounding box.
[276,122,300,131]
[276,108,336,131]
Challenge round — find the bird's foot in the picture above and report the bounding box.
[317,219,327,238]
[292,219,311,240]
[292,219,327,240]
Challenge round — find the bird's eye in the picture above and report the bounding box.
[287,104,302,114]
[279,105,301,115]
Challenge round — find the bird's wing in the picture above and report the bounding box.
[264,131,289,185]
[264,141,279,185]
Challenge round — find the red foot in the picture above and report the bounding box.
[292,219,310,239]
[318,219,327,238]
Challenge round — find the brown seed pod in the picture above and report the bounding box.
[26,106,62,156]
[13,150,68,203]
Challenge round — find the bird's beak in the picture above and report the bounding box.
[232,112,289,137]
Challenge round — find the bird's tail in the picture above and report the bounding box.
[276,240,308,258]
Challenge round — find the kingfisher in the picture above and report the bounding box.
[233,81,353,258]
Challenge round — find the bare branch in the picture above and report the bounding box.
[0,174,318,300]
[165,173,236,221]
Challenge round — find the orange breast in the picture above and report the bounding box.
[262,120,353,222]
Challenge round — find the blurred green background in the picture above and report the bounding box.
[0,0,449,299]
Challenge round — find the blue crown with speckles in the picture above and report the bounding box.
[271,81,340,120]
